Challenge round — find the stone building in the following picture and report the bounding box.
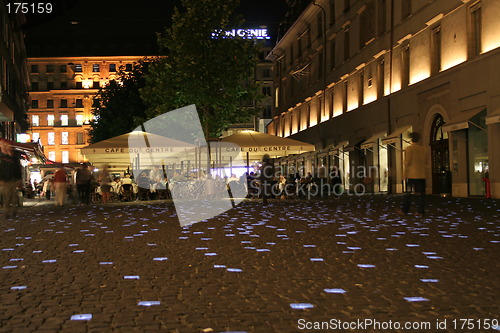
[27,56,143,164]
[267,0,500,198]
[0,7,30,140]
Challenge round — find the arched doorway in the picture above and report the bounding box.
[430,114,450,194]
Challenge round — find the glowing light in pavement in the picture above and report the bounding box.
[71,314,92,321]
[290,303,314,309]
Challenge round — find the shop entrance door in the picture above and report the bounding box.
[430,114,450,194]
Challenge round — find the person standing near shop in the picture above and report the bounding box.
[75,163,92,205]
[53,167,68,206]
[399,132,429,216]
[0,139,23,219]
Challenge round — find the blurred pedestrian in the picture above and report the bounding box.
[399,132,429,216]
[0,139,23,219]
[75,163,92,204]
[98,166,112,203]
[53,167,68,206]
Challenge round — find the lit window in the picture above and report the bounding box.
[48,151,56,161]
[77,132,85,144]
[93,64,100,72]
[76,114,84,126]
[61,115,68,126]
[48,132,55,145]
[75,64,82,72]
[32,132,40,143]
[62,151,69,164]
[32,115,39,127]
[47,115,55,126]
[61,132,69,145]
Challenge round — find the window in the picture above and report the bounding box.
[330,40,336,70]
[262,86,272,96]
[76,114,84,126]
[431,26,442,74]
[60,65,67,73]
[31,82,39,91]
[378,0,387,35]
[470,2,482,57]
[401,44,410,87]
[32,132,40,143]
[317,12,323,38]
[48,132,55,145]
[125,64,132,71]
[62,151,69,164]
[60,81,67,89]
[77,132,85,144]
[402,0,412,19]
[48,151,56,161]
[109,64,116,72]
[359,70,364,106]
[344,27,350,61]
[47,99,54,108]
[344,0,350,12]
[93,64,100,72]
[61,132,69,144]
[47,115,55,126]
[377,60,385,98]
[329,1,336,25]
[32,115,39,127]
[75,82,82,89]
[318,50,324,81]
[93,81,100,89]
[343,81,348,112]
[75,99,83,108]
[46,64,54,73]
[263,105,272,118]
[31,100,39,108]
[31,65,39,73]
[262,69,271,78]
[75,64,82,72]
[60,99,68,108]
[61,115,68,126]
[47,82,54,90]
[360,2,375,48]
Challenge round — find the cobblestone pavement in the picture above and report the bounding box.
[1,195,499,333]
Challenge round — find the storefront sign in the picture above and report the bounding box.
[213,28,271,40]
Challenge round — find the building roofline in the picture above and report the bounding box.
[27,55,150,62]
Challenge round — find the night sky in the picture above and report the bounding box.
[22,0,289,57]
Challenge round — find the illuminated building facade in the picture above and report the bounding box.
[0,7,30,140]
[27,56,143,164]
[268,0,500,198]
